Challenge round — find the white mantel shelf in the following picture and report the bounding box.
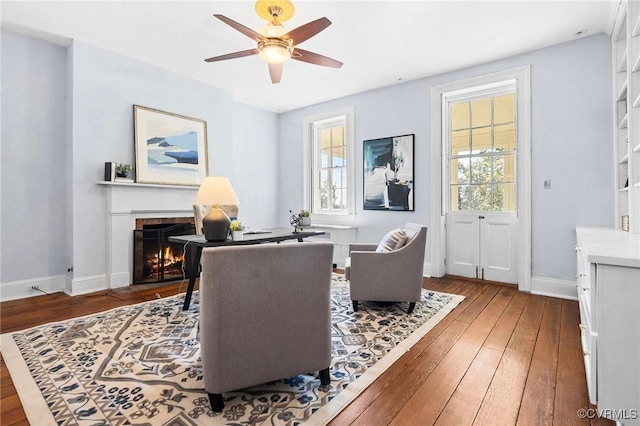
[97,181,199,190]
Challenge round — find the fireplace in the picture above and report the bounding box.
[133,218,196,284]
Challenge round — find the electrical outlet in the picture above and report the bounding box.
[31,285,40,290]
[544,179,551,189]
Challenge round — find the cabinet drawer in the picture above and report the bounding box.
[578,291,592,333]
[579,318,598,405]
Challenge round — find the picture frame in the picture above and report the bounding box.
[363,134,414,211]
[133,105,208,186]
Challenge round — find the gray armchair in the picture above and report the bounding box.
[199,242,334,412]
[345,223,427,314]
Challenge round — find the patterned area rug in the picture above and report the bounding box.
[1,274,463,426]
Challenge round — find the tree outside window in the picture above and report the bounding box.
[449,94,516,212]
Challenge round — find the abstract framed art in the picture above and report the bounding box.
[133,105,208,186]
[363,134,414,211]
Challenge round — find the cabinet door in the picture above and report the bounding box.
[597,264,640,424]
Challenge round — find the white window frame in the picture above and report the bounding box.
[430,66,531,291]
[303,106,356,222]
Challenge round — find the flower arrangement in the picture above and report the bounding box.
[229,220,245,231]
[116,163,131,177]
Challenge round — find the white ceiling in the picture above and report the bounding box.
[1,1,618,112]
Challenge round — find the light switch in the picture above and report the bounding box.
[544,179,551,189]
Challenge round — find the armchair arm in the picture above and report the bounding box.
[349,243,377,254]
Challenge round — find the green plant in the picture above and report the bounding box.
[299,210,310,217]
[229,220,245,231]
[116,163,131,176]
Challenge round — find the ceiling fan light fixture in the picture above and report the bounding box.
[258,22,287,38]
[206,2,342,82]
[257,38,292,64]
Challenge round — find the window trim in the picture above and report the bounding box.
[303,106,356,222]
[430,66,531,291]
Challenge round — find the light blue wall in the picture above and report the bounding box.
[68,40,239,278]
[277,34,614,281]
[0,28,614,289]
[1,30,280,291]
[232,102,280,229]
[1,29,68,282]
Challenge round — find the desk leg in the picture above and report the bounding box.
[183,245,203,311]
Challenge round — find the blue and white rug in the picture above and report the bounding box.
[1,274,463,426]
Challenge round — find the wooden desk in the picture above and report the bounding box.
[169,229,325,310]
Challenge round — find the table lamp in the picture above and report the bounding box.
[193,177,240,241]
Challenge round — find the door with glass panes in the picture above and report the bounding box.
[445,86,518,284]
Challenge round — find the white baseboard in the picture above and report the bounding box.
[0,275,67,302]
[422,262,433,278]
[66,274,109,296]
[531,276,578,300]
[0,274,110,300]
[416,271,576,301]
[109,272,130,289]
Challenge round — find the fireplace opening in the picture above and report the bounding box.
[133,218,196,284]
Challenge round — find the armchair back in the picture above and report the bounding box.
[199,242,334,400]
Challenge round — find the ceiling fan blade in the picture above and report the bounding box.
[204,49,259,62]
[214,14,263,41]
[282,17,332,45]
[269,63,283,84]
[292,48,343,68]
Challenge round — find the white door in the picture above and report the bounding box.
[446,213,518,283]
[444,84,519,284]
[479,214,518,283]
[446,213,479,278]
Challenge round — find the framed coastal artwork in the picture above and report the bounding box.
[133,105,208,186]
[363,134,414,211]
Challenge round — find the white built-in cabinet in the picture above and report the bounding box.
[305,224,357,268]
[613,0,640,233]
[575,227,640,425]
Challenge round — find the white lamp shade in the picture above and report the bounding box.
[193,177,240,206]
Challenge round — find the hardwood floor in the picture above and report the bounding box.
[0,276,612,425]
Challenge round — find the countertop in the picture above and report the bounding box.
[576,226,640,268]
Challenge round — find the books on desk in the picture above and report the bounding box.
[243,230,272,235]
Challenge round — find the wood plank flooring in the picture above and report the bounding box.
[0,276,612,425]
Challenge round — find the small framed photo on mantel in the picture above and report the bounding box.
[133,105,209,186]
[363,134,414,211]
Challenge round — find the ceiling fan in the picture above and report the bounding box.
[204,0,343,84]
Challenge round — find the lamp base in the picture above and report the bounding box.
[202,207,231,241]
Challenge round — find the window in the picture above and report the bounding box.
[303,106,355,216]
[447,85,517,212]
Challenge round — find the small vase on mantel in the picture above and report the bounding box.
[232,230,243,241]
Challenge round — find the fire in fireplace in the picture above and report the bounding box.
[133,218,196,284]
